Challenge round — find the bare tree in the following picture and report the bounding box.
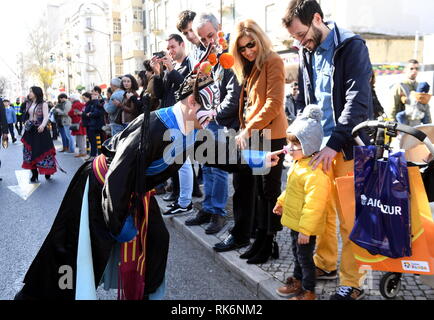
[0,76,7,97]
[24,19,55,97]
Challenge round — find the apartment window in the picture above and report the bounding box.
[134,35,144,51]
[133,6,143,22]
[113,18,121,35]
[114,44,122,56]
[143,10,147,29]
[115,63,123,76]
[164,0,169,29]
[149,9,154,30]
[265,3,276,33]
[86,17,92,29]
[156,4,163,30]
[86,37,94,52]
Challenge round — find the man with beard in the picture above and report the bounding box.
[282,0,372,300]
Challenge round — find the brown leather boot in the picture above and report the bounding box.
[289,290,316,300]
[60,147,69,153]
[276,277,302,298]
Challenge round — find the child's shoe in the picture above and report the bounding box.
[276,277,302,297]
[289,290,316,300]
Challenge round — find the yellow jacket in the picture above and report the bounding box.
[277,158,331,236]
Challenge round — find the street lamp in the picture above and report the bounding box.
[86,26,113,81]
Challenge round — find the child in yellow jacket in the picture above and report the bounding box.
[273,105,331,300]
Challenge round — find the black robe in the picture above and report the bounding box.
[17,107,262,300]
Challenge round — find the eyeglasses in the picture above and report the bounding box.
[410,67,419,71]
[297,24,312,46]
[238,41,256,53]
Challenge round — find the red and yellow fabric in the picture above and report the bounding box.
[92,154,156,299]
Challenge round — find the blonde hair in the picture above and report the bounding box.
[230,19,273,84]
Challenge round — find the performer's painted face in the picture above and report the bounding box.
[194,82,220,129]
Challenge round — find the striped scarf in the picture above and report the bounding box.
[92,154,155,300]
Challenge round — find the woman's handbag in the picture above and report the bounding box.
[70,123,80,132]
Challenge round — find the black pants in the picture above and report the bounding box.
[231,171,256,243]
[15,115,23,135]
[291,230,317,292]
[253,138,286,234]
[50,122,59,140]
[87,129,100,156]
[8,124,15,141]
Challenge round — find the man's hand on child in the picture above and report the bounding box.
[309,147,337,172]
[273,204,283,216]
[298,233,310,245]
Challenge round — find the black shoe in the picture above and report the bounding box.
[205,214,226,235]
[213,235,250,252]
[246,234,279,265]
[163,193,178,202]
[185,209,211,226]
[240,229,266,259]
[155,185,166,195]
[30,169,38,183]
[163,202,193,216]
[12,138,17,143]
[192,190,203,198]
[330,286,365,300]
[45,175,52,180]
[167,201,178,208]
[316,267,338,280]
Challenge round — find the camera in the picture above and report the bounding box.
[153,51,166,59]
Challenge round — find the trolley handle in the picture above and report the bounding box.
[352,120,434,157]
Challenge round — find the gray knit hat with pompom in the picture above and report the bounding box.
[287,104,324,157]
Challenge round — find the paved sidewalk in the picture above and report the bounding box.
[156,192,434,301]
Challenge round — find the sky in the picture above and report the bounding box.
[0,0,50,79]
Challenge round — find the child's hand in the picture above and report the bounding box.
[273,203,283,216]
[298,233,310,245]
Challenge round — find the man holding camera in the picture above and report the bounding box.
[150,34,197,215]
[150,34,191,109]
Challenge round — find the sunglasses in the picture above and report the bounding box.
[238,41,256,53]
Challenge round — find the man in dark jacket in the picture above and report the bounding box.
[152,34,191,109]
[282,0,373,300]
[0,98,9,181]
[185,12,243,236]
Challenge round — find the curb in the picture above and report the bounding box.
[163,212,284,300]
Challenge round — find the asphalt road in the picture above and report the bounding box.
[0,134,257,300]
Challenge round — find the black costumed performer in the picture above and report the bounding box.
[14,52,284,301]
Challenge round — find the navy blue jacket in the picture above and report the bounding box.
[296,23,373,160]
[82,99,105,131]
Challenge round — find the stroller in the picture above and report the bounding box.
[336,120,434,299]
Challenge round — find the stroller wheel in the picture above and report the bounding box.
[380,272,402,299]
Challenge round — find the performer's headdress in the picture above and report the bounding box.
[175,43,220,128]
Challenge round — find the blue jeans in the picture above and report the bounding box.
[202,121,228,216]
[58,126,69,149]
[63,125,75,153]
[178,161,193,208]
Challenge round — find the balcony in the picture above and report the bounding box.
[151,28,163,36]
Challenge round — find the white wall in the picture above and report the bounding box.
[321,0,434,36]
